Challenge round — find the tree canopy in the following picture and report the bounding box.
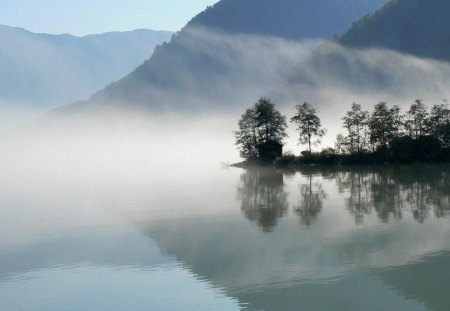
[341,103,370,153]
[291,102,327,153]
[368,102,402,149]
[235,97,450,165]
[234,98,287,161]
[404,99,429,139]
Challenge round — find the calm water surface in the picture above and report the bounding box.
[1,164,449,310]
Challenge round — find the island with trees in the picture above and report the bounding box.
[233,98,450,167]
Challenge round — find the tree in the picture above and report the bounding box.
[342,103,370,153]
[426,100,450,148]
[404,99,429,139]
[368,102,403,150]
[390,105,404,138]
[254,98,288,144]
[234,108,258,159]
[234,98,287,160]
[335,133,350,154]
[291,102,327,153]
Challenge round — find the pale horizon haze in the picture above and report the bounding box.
[0,0,219,35]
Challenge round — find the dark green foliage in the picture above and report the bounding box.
[275,149,341,167]
[414,136,442,162]
[339,153,374,165]
[331,101,450,164]
[235,98,450,167]
[235,98,287,162]
[388,136,417,163]
[275,154,297,167]
[272,100,450,167]
[257,141,283,164]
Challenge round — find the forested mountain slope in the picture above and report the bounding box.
[55,0,387,114]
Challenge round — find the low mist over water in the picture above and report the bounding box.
[1,147,449,310]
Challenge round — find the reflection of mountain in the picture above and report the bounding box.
[377,252,450,311]
[144,216,450,310]
[2,166,450,310]
[0,231,170,280]
[0,25,171,109]
[143,166,450,311]
[52,0,387,114]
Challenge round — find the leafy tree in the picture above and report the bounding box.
[254,98,288,144]
[234,98,287,160]
[404,99,429,139]
[335,133,350,154]
[390,105,404,138]
[426,100,450,148]
[234,108,258,159]
[291,102,327,153]
[342,103,370,153]
[369,102,403,149]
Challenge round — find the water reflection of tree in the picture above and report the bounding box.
[334,166,450,224]
[335,170,373,224]
[402,170,450,222]
[431,172,450,218]
[368,172,403,221]
[294,173,326,228]
[238,168,288,232]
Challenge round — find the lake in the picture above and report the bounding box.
[0,164,449,310]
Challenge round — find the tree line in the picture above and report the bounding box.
[234,97,450,165]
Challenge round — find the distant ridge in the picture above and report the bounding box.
[0,24,172,109]
[53,0,387,114]
[276,0,450,105]
[187,0,388,41]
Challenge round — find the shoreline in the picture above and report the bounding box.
[231,157,450,170]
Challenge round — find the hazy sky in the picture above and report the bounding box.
[0,0,219,36]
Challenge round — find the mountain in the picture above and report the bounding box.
[188,0,388,41]
[339,0,450,62]
[54,0,387,114]
[276,0,450,105]
[0,25,172,109]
